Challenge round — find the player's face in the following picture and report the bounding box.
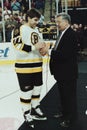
[28,17,39,28]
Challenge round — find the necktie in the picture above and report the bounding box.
[53,31,62,50]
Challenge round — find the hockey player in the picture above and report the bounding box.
[11,8,48,128]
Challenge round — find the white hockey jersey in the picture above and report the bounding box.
[11,24,43,74]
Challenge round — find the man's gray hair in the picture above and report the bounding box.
[56,12,71,24]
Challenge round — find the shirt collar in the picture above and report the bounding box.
[61,25,70,35]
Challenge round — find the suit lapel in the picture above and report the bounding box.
[56,27,71,48]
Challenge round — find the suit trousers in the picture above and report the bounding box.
[57,79,78,124]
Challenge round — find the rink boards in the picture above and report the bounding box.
[0,41,55,65]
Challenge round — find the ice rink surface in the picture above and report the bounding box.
[0,63,56,130]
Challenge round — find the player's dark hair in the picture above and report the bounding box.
[25,8,41,22]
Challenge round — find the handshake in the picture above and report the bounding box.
[35,42,49,56]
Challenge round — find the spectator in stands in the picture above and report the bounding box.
[35,0,45,14]
[22,0,29,13]
[5,24,13,42]
[18,0,23,11]
[31,0,36,8]
[35,0,44,9]
[4,13,18,42]
[11,0,21,15]
[3,6,11,20]
[4,0,11,10]
[46,16,57,40]
[13,13,21,23]
[47,16,56,28]
[50,16,55,23]
[47,16,56,26]
[71,23,84,51]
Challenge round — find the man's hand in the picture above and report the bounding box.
[39,44,49,56]
[35,42,49,56]
[35,42,45,50]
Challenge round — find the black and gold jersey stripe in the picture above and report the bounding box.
[15,62,43,73]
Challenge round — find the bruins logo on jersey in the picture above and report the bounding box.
[31,32,39,45]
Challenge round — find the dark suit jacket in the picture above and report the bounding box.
[50,27,78,80]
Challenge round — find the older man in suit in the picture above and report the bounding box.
[49,13,78,128]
